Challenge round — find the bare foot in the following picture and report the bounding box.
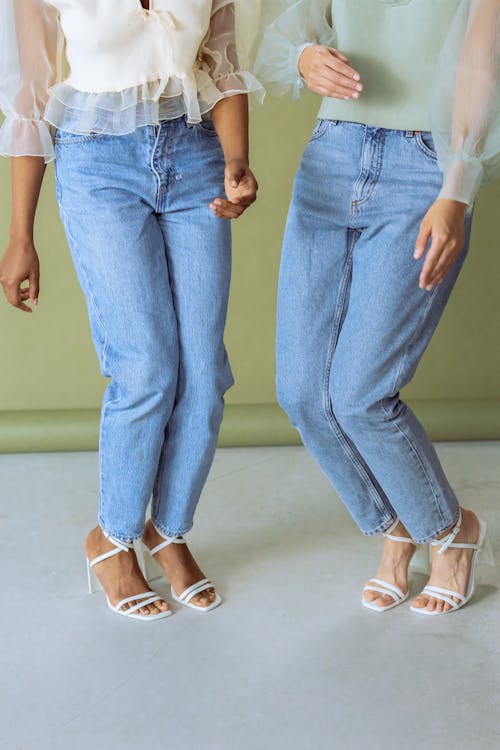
[85,526,170,616]
[363,521,416,609]
[411,508,480,613]
[142,520,217,608]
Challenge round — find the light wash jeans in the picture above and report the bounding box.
[54,116,233,542]
[277,119,472,543]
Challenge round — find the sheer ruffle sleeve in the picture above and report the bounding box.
[254,0,335,98]
[0,0,61,162]
[432,0,500,207]
[197,0,264,110]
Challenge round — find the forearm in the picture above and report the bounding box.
[10,156,46,242]
[210,94,249,165]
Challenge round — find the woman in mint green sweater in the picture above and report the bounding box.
[257,0,499,615]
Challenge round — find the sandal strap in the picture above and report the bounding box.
[117,595,163,616]
[89,534,134,568]
[364,578,405,602]
[177,578,213,604]
[383,518,414,544]
[434,511,462,555]
[422,584,465,608]
[113,591,162,613]
[149,535,187,556]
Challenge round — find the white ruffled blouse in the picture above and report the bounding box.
[0,0,264,163]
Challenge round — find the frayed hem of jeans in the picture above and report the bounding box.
[410,508,461,545]
[151,519,194,540]
[97,518,144,545]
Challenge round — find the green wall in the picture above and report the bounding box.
[1,95,499,451]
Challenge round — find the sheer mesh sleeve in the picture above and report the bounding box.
[0,0,61,162]
[200,0,264,105]
[254,0,335,98]
[431,0,500,206]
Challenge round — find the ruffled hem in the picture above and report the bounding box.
[44,70,264,136]
[0,117,55,163]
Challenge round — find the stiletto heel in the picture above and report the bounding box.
[86,558,101,594]
[141,542,165,582]
[142,530,222,612]
[410,511,491,615]
[86,534,172,621]
[363,518,416,612]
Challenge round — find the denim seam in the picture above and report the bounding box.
[151,426,169,523]
[322,228,393,522]
[150,125,165,212]
[381,287,450,528]
[348,128,385,214]
[59,207,118,525]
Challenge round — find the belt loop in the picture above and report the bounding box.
[405,130,415,138]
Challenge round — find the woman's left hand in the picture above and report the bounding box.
[210,159,258,220]
[414,199,467,291]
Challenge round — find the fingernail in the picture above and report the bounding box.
[426,285,433,292]
[232,181,238,188]
[214,199,222,205]
[353,74,360,81]
[352,92,359,99]
[355,84,363,91]
[34,299,38,306]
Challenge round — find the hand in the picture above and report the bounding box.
[298,45,363,100]
[210,159,258,220]
[0,237,40,313]
[414,199,467,291]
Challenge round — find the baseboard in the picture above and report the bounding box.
[0,399,499,453]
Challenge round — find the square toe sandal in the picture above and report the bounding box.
[362,518,417,613]
[140,532,222,613]
[86,534,172,621]
[410,512,494,616]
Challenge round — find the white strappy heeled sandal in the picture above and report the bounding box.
[410,511,493,616]
[363,518,419,613]
[86,534,172,621]
[141,532,222,613]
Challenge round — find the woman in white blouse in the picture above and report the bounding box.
[0,0,263,621]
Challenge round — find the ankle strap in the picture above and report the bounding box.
[431,511,462,555]
[149,532,186,557]
[89,533,134,568]
[383,518,414,544]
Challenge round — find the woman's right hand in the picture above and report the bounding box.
[298,45,363,100]
[0,237,40,313]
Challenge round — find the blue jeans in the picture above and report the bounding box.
[54,117,233,542]
[277,120,472,543]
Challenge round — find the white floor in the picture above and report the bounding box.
[0,443,499,750]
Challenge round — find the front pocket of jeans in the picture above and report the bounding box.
[54,130,107,145]
[194,120,219,139]
[415,131,438,160]
[309,118,331,143]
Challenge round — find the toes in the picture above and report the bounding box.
[426,597,437,612]
[434,599,444,613]
[411,595,429,609]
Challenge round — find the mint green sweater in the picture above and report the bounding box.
[256,0,500,205]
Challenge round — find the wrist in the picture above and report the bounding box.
[225,156,249,169]
[9,225,34,247]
